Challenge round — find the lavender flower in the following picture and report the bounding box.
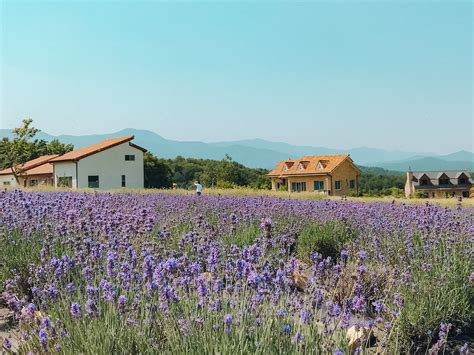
[70,302,81,318]
[224,314,233,335]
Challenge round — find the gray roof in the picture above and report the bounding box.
[411,171,473,188]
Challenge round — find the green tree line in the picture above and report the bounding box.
[1,119,413,195]
[145,153,271,189]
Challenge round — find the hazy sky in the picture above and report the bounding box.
[1,1,472,153]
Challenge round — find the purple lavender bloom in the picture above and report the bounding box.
[224,314,233,335]
[43,316,52,329]
[276,309,288,316]
[422,263,433,272]
[340,250,349,260]
[70,302,81,318]
[334,349,344,355]
[82,267,93,283]
[118,295,127,314]
[351,294,366,313]
[356,250,368,261]
[38,328,48,348]
[372,300,384,313]
[293,332,304,343]
[2,338,12,350]
[85,299,99,317]
[393,293,404,308]
[282,324,291,333]
[66,282,76,294]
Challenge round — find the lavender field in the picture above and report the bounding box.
[0,190,473,354]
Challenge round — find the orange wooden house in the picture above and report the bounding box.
[267,154,360,195]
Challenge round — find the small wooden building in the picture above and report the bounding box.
[267,154,360,196]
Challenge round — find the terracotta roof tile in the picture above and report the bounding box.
[268,154,354,176]
[0,155,58,176]
[50,136,144,162]
[22,163,54,176]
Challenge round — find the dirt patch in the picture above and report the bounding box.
[0,307,19,352]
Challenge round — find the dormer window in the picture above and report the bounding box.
[316,160,328,170]
[297,161,308,170]
[420,178,430,186]
[458,174,468,185]
[439,178,450,185]
[282,161,294,171]
[437,173,450,186]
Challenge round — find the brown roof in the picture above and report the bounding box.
[50,136,146,163]
[267,154,357,176]
[22,164,54,176]
[0,155,58,176]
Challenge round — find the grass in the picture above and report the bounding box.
[0,230,42,296]
[11,185,474,208]
[296,221,355,261]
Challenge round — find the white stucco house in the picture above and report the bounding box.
[49,136,146,189]
[0,155,58,187]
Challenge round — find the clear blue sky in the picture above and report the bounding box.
[1,1,472,154]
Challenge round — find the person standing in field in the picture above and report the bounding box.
[194,181,203,196]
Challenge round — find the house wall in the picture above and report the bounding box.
[414,188,471,198]
[23,174,54,187]
[285,175,330,194]
[76,143,144,189]
[0,174,17,187]
[54,162,78,188]
[325,160,359,196]
[270,160,359,196]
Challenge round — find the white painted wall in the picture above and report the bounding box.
[76,143,144,189]
[54,162,78,188]
[0,174,17,187]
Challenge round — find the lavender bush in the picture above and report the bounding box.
[0,190,472,354]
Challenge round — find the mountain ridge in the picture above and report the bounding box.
[1,128,472,171]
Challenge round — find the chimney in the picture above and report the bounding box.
[405,168,414,198]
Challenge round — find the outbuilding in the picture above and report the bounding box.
[49,136,146,189]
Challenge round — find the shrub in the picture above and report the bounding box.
[225,222,260,247]
[389,235,474,351]
[296,221,355,261]
[0,231,42,296]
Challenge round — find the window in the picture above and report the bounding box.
[439,178,450,185]
[349,180,356,189]
[88,175,99,188]
[420,179,430,186]
[3,181,11,186]
[335,180,342,190]
[121,175,126,187]
[459,178,468,185]
[316,160,328,170]
[291,182,306,192]
[58,176,72,188]
[125,155,135,161]
[314,181,324,191]
[29,179,38,187]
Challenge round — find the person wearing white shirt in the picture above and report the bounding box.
[194,181,203,196]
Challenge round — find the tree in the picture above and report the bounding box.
[0,119,39,183]
[0,119,74,182]
[144,152,173,188]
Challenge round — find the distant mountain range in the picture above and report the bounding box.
[1,128,473,172]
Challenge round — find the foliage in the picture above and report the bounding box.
[146,154,271,190]
[144,152,173,188]
[296,221,354,261]
[358,166,405,197]
[0,120,73,178]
